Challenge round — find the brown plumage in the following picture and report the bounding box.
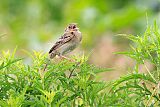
[49,23,82,59]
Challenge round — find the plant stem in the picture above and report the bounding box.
[143,61,157,83]
[146,84,158,106]
[68,62,80,78]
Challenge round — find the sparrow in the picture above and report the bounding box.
[49,23,82,60]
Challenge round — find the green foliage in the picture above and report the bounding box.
[110,22,160,106]
[0,50,111,107]
[1,22,160,106]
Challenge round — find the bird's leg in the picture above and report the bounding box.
[59,55,75,62]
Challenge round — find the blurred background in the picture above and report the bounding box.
[0,0,160,80]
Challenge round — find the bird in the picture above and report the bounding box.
[49,23,82,61]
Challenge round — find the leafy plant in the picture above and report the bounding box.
[1,22,160,107]
[0,50,111,107]
[110,22,160,106]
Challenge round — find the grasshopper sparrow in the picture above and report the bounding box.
[49,23,82,60]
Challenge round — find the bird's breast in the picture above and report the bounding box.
[74,31,82,42]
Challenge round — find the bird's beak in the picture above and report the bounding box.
[70,28,79,32]
[70,29,74,32]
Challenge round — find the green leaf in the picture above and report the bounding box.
[0,58,23,70]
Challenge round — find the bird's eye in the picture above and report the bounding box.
[73,25,76,29]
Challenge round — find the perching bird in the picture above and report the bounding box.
[49,23,82,60]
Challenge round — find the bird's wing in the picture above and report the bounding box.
[49,32,74,54]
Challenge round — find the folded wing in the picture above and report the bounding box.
[49,32,74,54]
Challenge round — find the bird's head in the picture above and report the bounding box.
[65,23,79,32]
